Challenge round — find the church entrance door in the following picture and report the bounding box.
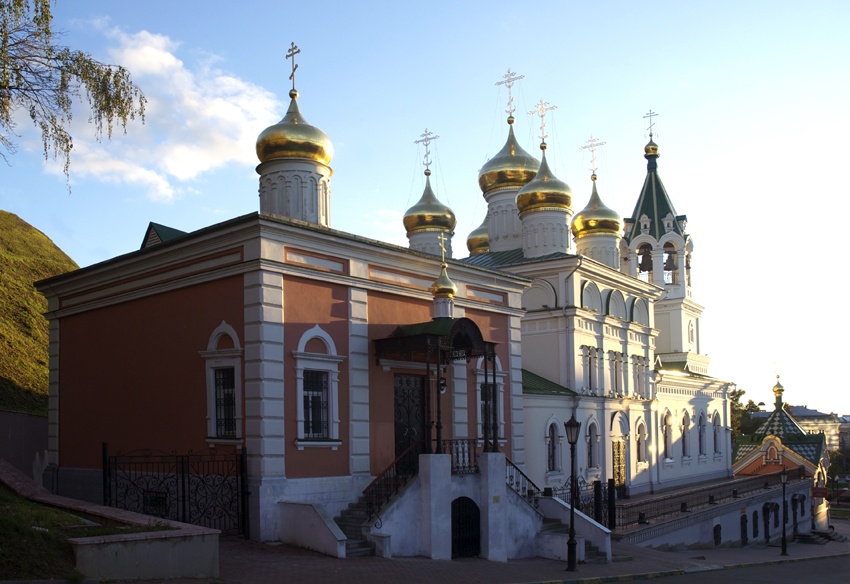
[394,374,425,475]
[612,439,626,497]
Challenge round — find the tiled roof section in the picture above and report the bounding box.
[522,369,576,396]
[141,222,188,249]
[754,408,807,437]
[623,154,686,244]
[461,248,574,269]
[733,432,825,467]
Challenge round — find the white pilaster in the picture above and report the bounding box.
[348,287,371,476]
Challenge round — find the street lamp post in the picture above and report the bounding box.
[564,414,581,572]
[780,466,789,556]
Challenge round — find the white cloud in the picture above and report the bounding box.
[65,25,282,201]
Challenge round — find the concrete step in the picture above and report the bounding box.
[346,539,376,557]
[795,532,830,545]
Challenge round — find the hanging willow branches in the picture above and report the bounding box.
[1,0,146,177]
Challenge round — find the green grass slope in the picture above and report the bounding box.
[0,211,78,414]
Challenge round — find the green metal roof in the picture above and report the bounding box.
[522,369,576,396]
[461,248,574,269]
[140,222,188,249]
[623,147,686,244]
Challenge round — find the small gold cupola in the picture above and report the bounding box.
[571,173,623,238]
[256,88,334,166]
[515,142,572,217]
[478,116,540,193]
[403,168,457,235]
[466,215,489,255]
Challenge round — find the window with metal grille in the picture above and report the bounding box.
[215,367,236,438]
[303,370,329,439]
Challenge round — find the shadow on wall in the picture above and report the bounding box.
[0,410,47,484]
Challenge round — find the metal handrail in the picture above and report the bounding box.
[363,440,424,525]
[505,457,541,498]
[439,438,480,474]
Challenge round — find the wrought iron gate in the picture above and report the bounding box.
[103,444,248,536]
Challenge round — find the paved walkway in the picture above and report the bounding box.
[144,519,850,584]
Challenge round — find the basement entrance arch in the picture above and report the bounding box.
[451,496,480,558]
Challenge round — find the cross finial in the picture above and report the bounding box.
[437,233,448,263]
[579,135,607,175]
[286,42,301,91]
[414,128,440,171]
[495,69,525,116]
[528,98,557,144]
[643,109,658,137]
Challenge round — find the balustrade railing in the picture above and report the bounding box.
[439,439,480,475]
[615,467,807,528]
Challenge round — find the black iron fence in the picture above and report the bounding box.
[363,440,423,527]
[550,476,612,527]
[103,443,248,536]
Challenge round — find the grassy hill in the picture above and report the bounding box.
[0,211,78,414]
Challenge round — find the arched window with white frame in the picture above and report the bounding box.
[713,412,722,454]
[663,412,672,460]
[681,411,691,458]
[293,325,345,449]
[636,422,647,463]
[587,422,599,468]
[698,413,706,456]
[546,421,563,474]
[200,321,244,442]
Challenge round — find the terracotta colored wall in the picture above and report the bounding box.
[59,275,244,468]
[282,276,351,478]
[367,292,432,474]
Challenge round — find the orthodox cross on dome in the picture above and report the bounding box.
[437,232,448,263]
[579,134,606,175]
[286,42,301,90]
[643,109,658,137]
[529,98,557,144]
[414,128,440,171]
[496,69,525,116]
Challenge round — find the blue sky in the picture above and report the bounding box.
[2,1,849,415]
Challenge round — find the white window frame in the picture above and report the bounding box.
[474,357,506,443]
[545,416,565,482]
[293,325,345,450]
[200,321,243,444]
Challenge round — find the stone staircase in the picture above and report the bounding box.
[794,532,831,545]
[333,497,376,557]
[538,517,629,564]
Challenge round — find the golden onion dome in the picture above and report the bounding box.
[403,170,457,234]
[772,375,784,399]
[478,117,540,193]
[571,174,623,239]
[466,215,489,255]
[644,134,659,158]
[256,89,334,166]
[431,263,457,298]
[515,145,571,216]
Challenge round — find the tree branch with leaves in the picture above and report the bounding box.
[1,0,145,177]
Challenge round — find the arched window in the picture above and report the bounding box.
[547,423,559,472]
[587,422,599,468]
[293,325,346,448]
[663,413,672,459]
[663,241,678,284]
[713,413,722,454]
[636,422,647,463]
[698,414,706,456]
[637,243,653,282]
[682,412,691,458]
[200,321,243,442]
